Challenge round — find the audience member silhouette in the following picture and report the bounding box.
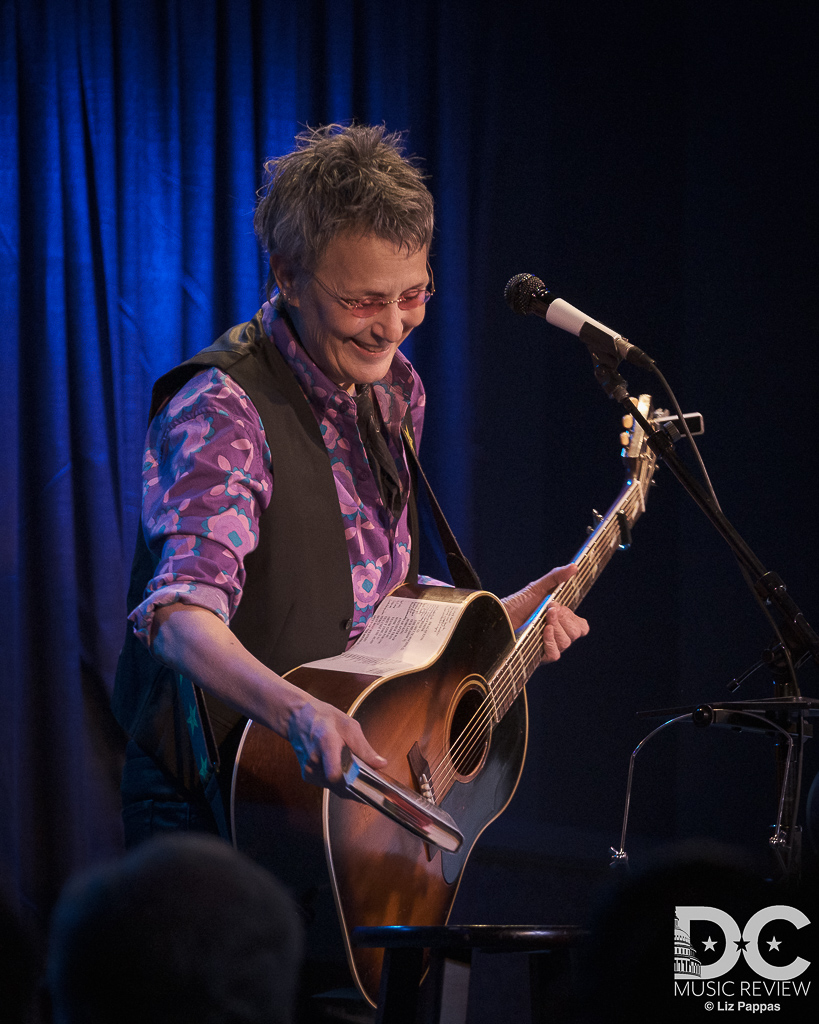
[47,834,303,1024]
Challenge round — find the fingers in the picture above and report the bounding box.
[345,725,388,772]
[540,603,590,664]
[287,701,386,793]
[502,563,579,630]
[538,562,579,592]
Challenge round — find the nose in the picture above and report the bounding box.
[370,301,408,345]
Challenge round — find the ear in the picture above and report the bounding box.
[269,255,301,307]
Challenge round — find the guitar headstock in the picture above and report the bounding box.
[620,393,659,507]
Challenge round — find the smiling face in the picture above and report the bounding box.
[271,232,430,388]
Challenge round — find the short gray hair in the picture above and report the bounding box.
[254,123,434,295]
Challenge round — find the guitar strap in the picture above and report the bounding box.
[401,424,482,590]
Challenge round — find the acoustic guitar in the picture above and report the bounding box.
[231,394,659,1006]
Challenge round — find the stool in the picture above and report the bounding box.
[353,924,587,1024]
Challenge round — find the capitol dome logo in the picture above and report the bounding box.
[674,916,702,979]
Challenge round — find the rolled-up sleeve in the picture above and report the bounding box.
[129,368,272,647]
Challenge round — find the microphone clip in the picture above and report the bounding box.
[592,354,630,404]
[580,322,655,371]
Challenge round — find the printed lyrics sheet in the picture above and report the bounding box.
[305,596,461,675]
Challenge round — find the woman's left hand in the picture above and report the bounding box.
[501,564,590,664]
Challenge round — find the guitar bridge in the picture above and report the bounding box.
[407,742,437,862]
[407,742,435,804]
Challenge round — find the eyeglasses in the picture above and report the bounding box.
[311,264,435,319]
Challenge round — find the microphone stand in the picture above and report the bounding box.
[591,352,819,879]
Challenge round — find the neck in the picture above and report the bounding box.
[487,468,651,723]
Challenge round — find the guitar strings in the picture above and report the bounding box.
[426,483,645,798]
[427,474,651,797]
[432,473,651,790]
[426,523,616,795]
[426,583,573,794]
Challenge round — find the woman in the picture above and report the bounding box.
[113,123,588,845]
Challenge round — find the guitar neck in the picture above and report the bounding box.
[488,475,648,723]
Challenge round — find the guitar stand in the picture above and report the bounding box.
[610,697,819,881]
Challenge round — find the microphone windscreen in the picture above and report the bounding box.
[504,273,547,315]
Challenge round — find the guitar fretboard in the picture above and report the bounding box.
[488,470,652,723]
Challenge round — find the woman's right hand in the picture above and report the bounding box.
[286,699,388,794]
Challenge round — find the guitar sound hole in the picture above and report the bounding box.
[449,686,491,779]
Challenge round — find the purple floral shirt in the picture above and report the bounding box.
[130,304,427,647]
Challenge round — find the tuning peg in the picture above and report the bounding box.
[620,431,631,447]
[621,413,634,430]
[616,510,632,550]
[586,509,604,535]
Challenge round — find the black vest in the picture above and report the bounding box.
[112,311,419,790]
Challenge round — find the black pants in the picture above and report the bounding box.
[120,740,221,848]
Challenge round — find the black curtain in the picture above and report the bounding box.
[3,0,817,945]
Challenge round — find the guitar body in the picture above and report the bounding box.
[231,584,528,1006]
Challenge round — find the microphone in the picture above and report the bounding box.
[504,273,655,369]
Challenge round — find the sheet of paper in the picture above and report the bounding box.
[305,596,461,675]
